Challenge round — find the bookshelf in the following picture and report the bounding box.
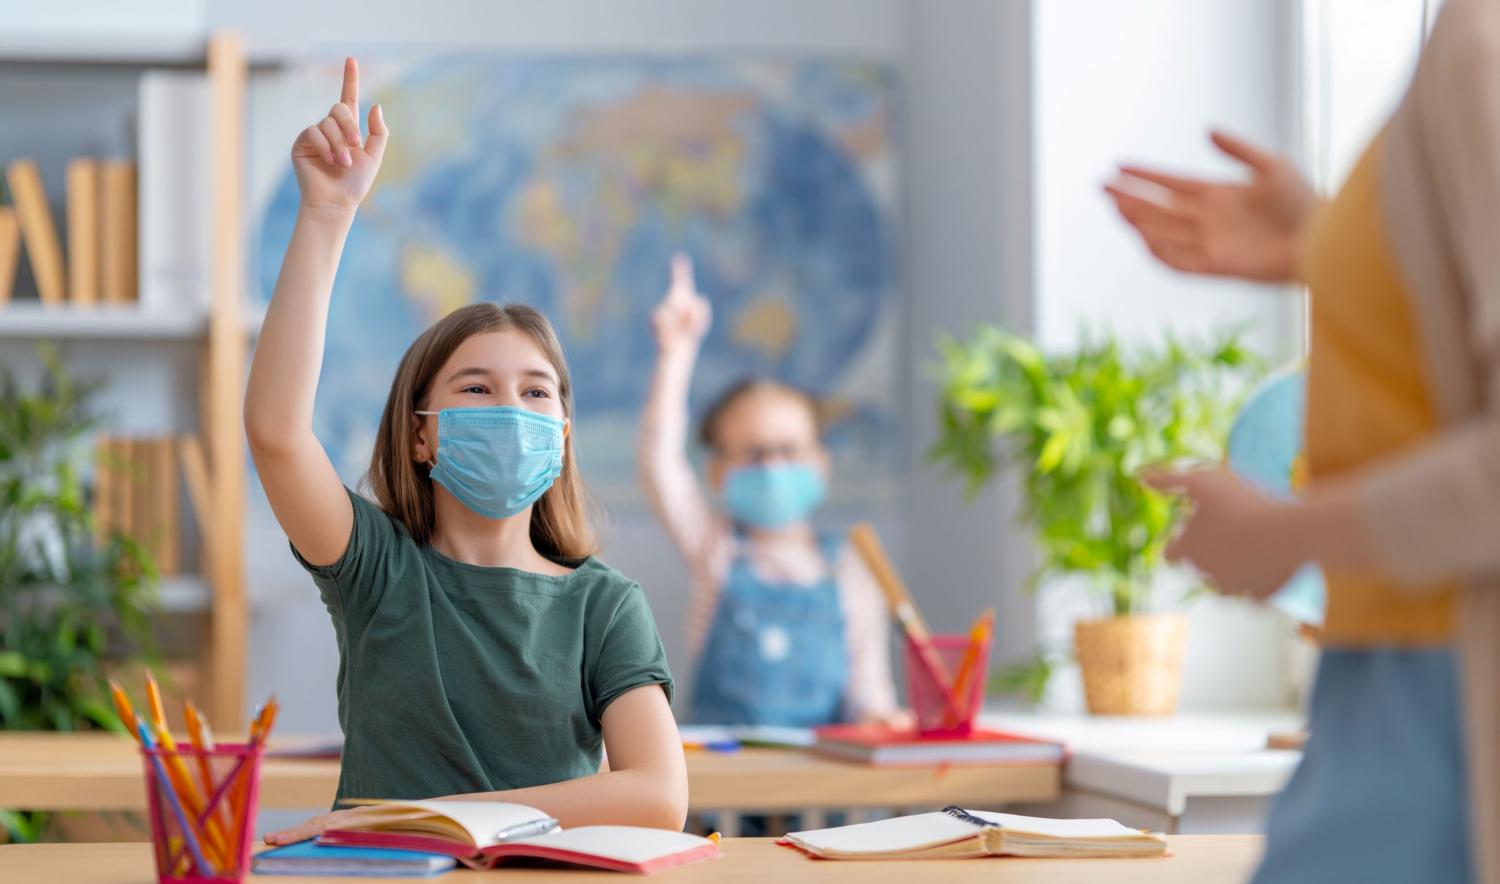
[0,32,252,731]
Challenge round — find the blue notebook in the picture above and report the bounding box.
[253,840,457,877]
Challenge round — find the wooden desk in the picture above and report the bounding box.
[0,837,1264,883]
[0,733,1059,812]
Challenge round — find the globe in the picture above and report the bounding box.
[1225,367,1325,624]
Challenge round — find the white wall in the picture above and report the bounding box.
[1031,0,1303,710]
[903,0,1037,656]
[210,0,905,56]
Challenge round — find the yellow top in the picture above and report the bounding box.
[1301,136,1457,646]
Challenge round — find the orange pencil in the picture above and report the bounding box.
[183,701,213,788]
[946,609,995,725]
[227,697,279,857]
[146,681,230,869]
[144,670,168,730]
[108,681,142,743]
[184,701,235,837]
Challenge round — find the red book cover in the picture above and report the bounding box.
[813,724,1065,766]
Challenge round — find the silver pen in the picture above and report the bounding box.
[494,817,561,843]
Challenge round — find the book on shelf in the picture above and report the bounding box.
[65,158,100,306]
[0,206,18,305]
[6,158,67,306]
[100,161,138,304]
[95,436,181,574]
[139,71,210,314]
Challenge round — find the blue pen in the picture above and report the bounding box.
[139,722,216,876]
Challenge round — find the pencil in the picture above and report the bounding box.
[945,609,995,726]
[150,700,232,867]
[144,670,167,731]
[227,697,279,858]
[184,701,235,838]
[108,681,141,744]
[848,524,966,722]
[139,722,216,877]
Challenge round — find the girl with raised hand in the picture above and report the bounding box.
[246,57,686,844]
[639,254,903,728]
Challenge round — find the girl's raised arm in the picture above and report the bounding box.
[637,255,717,559]
[245,57,387,567]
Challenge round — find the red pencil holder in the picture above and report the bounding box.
[140,742,264,884]
[903,633,993,738]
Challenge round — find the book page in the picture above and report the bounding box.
[786,812,981,855]
[518,826,713,863]
[969,810,1146,839]
[354,800,553,847]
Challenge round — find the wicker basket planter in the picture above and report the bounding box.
[1074,613,1188,716]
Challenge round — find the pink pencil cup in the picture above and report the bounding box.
[140,742,264,884]
[904,633,993,738]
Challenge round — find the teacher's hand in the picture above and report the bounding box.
[1144,467,1305,600]
[1105,131,1318,284]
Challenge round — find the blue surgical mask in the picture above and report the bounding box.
[721,462,826,529]
[415,406,566,520]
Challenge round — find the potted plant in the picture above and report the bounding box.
[931,327,1258,715]
[0,347,158,841]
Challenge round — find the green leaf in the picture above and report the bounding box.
[929,323,1265,617]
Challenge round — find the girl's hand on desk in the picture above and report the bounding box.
[1144,467,1304,601]
[292,56,388,216]
[263,806,377,846]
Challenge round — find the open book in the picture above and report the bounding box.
[317,800,720,874]
[781,806,1167,860]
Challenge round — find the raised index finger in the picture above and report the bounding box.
[669,252,695,300]
[340,56,359,109]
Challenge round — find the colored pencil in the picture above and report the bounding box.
[108,681,141,743]
[184,700,236,839]
[847,523,966,722]
[139,722,216,876]
[227,697,278,860]
[945,609,995,726]
[142,672,231,868]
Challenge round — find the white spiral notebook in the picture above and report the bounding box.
[781,806,1167,860]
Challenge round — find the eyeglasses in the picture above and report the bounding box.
[717,442,820,465]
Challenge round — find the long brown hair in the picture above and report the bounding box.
[366,302,599,559]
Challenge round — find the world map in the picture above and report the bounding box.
[253,57,901,497]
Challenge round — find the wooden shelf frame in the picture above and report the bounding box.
[203,32,248,733]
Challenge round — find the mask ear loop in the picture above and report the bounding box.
[413,410,439,472]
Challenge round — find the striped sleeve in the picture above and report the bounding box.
[837,547,899,720]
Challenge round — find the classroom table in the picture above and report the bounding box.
[0,836,1264,883]
[0,732,1060,813]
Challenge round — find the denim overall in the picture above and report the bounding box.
[690,534,848,726]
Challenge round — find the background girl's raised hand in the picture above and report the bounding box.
[650,253,712,355]
[1104,131,1318,284]
[291,56,388,214]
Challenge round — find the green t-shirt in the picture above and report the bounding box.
[293,488,673,804]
